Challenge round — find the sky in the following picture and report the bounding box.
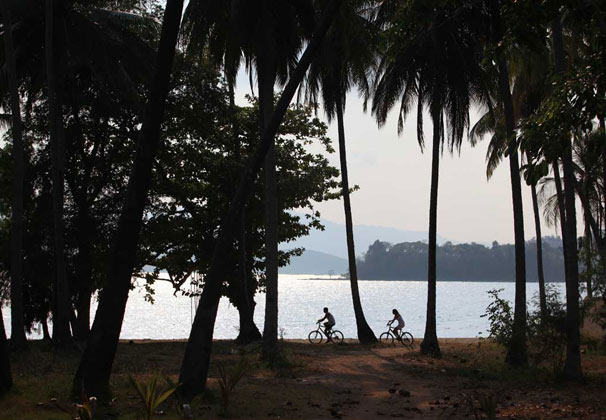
[233,71,567,245]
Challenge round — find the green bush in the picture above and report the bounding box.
[482,286,567,374]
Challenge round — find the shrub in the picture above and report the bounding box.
[217,356,250,416]
[128,375,178,420]
[482,286,568,374]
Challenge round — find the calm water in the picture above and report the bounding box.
[2,275,565,339]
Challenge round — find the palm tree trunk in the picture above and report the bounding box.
[229,87,261,344]
[552,15,582,380]
[260,3,280,361]
[72,0,185,399]
[490,0,527,367]
[420,112,441,357]
[177,1,343,400]
[335,97,377,344]
[531,183,547,319]
[1,0,27,349]
[45,0,71,346]
[74,205,93,342]
[584,212,593,299]
[0,311,12,394]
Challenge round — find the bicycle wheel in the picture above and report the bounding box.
[331,330,344,344]
[400,332,414,347]
[308,330,323,344]
[379,332,394,345]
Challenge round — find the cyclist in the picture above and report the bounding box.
[388,308,405,338]
[317,307,336,338]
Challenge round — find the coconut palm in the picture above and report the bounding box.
[178,0,343,400]
[471,45,551,319]
[183,0,318,360]
[73,0,186,398]
[486,0,528,367]
[301,0,377,343]
[1,0,27,348]
[45,0,72,346]
[373,0,485,356]
[182,1,263,344]
[2,0,157,345]
[551,12,582,380]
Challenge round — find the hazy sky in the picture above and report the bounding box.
[233,75,566,245]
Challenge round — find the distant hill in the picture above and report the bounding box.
[279,250,348,275]
[282,217,445,259]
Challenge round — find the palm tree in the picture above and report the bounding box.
[302,0,377,343]
[488,0,528,367]
[45,0,72,346]
[551,12,582,380]
[182,1,262,344]
[183,0,317,360]
[1,0,27,348]
[73,0,186,398]
[178,0,343,400]
[372,0,484,357]
[471,46,551,320]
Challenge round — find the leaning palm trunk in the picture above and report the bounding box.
[1,0,27,348]
[45,0,71,345]
[531,183,547,319]
[420,112,441,357]
[178,1,342,400]
[335,97,377,344]
[0,313,11,393]
[490,0,527,367]
[552,15,582,380]
[72,0,185,399]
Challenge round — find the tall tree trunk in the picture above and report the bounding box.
[552,15,582,380]
[490,0,527,367]
[335,98,377,344]
[45,0,72,346]
[178,1,342,400]
[531,183,547,319]
[74,205,93,342]
[0,311,12,394]
[229,87,261,345]
[584,212,593,299]
[420,112,441,357]
[259,4,280,361]
[1,0,27,349]
[72,0,185,399]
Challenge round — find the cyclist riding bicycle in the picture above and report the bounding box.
[388,308,405,337]
[317,307,336,336]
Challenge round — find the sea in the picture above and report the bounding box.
[2,274,566,340]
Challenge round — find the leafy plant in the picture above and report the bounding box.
[216,357,250,416]
[481,289,513,347]
[128,375,178,420]
[482,286,569,374]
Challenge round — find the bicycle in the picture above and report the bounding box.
[380,323,414,347]
[308,322,344,344]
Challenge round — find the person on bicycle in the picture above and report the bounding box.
[388,309,405,337]
[317,307,335,336]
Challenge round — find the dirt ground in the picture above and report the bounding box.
[1,338,605,419]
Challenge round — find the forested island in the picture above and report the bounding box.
[357,238,565,282]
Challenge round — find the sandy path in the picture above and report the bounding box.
[300,346,464,419]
